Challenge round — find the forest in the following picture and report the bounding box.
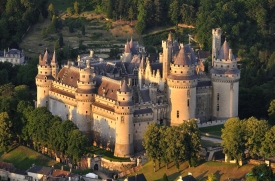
[1,0,275,143]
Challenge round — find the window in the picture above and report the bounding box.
[177,110,179,118]
[187,99,189,107]
[217,93,219,100]
[121,116,124,123]
[217,104,219,111]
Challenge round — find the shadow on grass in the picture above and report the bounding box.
[154,170,183,181]
[214,170,224,181]
[195,170,208,181]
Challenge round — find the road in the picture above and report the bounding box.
[201,136,222,143]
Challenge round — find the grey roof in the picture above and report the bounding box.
[197,81,212,87]
[28,165,53,175]
[174,46,191,65]
[134,108,153,115]
[210,68,240,75]
[168,74,197,80]
[140,89,151,102]
[120,80,130,92]
[10,168,27,175]
[182,175,197,181]
[217,40,235,60]
[127,173,147,181]
[173,40,180,54]
[184,45,197,64]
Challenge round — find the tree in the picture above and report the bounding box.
[169,0,180,25]
[81,25,85,35]
[154,0,163,26]
[54,40,60,50]
[69,23,74,33]
[135,20,146,34]
[0,69,9,85]
[66,129,88,163]
[261,126,275,158]
[41,27,47,38]
[128,6,134,25]
[0,112,12,152]
[67,7,72,15]
[221,117,246,165]
[159,126,169,169]
[143,123,161,172]
[38,12,43,23]
[74,1,79,15]
[251,164,273,181]
[48,3,55,19]
[244,117,269,158]
[207,173,217,181]
[268,100,275,125]
[47,22,56,34]
[59,33,64,47]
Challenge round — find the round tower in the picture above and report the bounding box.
[75,60,95,132]
[167,44,198,126]
[211,40,240,120]
[114,80,134,157]
[36,49,53,108]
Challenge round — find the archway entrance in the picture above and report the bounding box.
[94,163,98,170]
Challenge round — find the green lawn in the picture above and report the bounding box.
[88,146,130,162]
[133,160,254,181]
[199,125,224,137]
[0,146,61,170]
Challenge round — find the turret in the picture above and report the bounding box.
[51,50,59,79]
[75,59,96,132]
[138,57,145,89]
[121,40,132,62]
[212,28,222,66]
[161,32,173,81]
[167,44,198,126]
[211,39,240,120]
[36,49,53,108]
[114,80,134,157]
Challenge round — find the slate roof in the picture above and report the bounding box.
[217,40,235,60]
[27,165,53,175]
[126,173,147,181]
[39,49,51,66]
[197,81,212,87]
[140,89,151,102]
[120,80,130,92]
[10,168,27,175]
[97,78,120,100]
[182,175,197,181]
[150,63,162,77]
[174,46,191,65]
[134,108,153,115]
[168,74,197,80]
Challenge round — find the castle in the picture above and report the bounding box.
[36,28,240,157]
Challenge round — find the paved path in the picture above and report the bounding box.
[201,136,222,143]
[93,170,109,179]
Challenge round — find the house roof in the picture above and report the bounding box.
[126,173,147,181]
[134,108,153,115]
[0,162,14,170]
[27,165,53,175]
[182,175,197,181]
[10,168,27,175]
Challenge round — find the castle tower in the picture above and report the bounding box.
[121,40,132,62]
[211,39,240,120]
[167,44,198,126]
[114,80,134,157]
[138,57,145,89]
[212,28,222,66]
[36,49,53,108]
[75,59,95,132]
[161,32,173,81]
[51,50,59,79]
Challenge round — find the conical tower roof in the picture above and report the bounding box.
[125,41,131,53]
[174,45,191,65]
[40,49,50,65]
[139,57,145,69]
[217,40,235,60]
[51,50,57,63]
[120,79,130,92]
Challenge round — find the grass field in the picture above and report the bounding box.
[0,146,60,170]
[88,146,130,162]
[199,125,224,137]
[135,160,254,181]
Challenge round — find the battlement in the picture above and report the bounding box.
[167,79,197,88]
[50,91,77,106]
[52,81,77,93]
[95,94,116,104]
[212,28,222,35]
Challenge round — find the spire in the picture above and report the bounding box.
[174,45,191,65]
[125,41,131,53]
[167,32,172,42]
[40,49,50,65]
[139,57,145,69]
[217,40,235,60]
[120,79,130,92]
[130,37,133,48]
[51,49,56,64]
